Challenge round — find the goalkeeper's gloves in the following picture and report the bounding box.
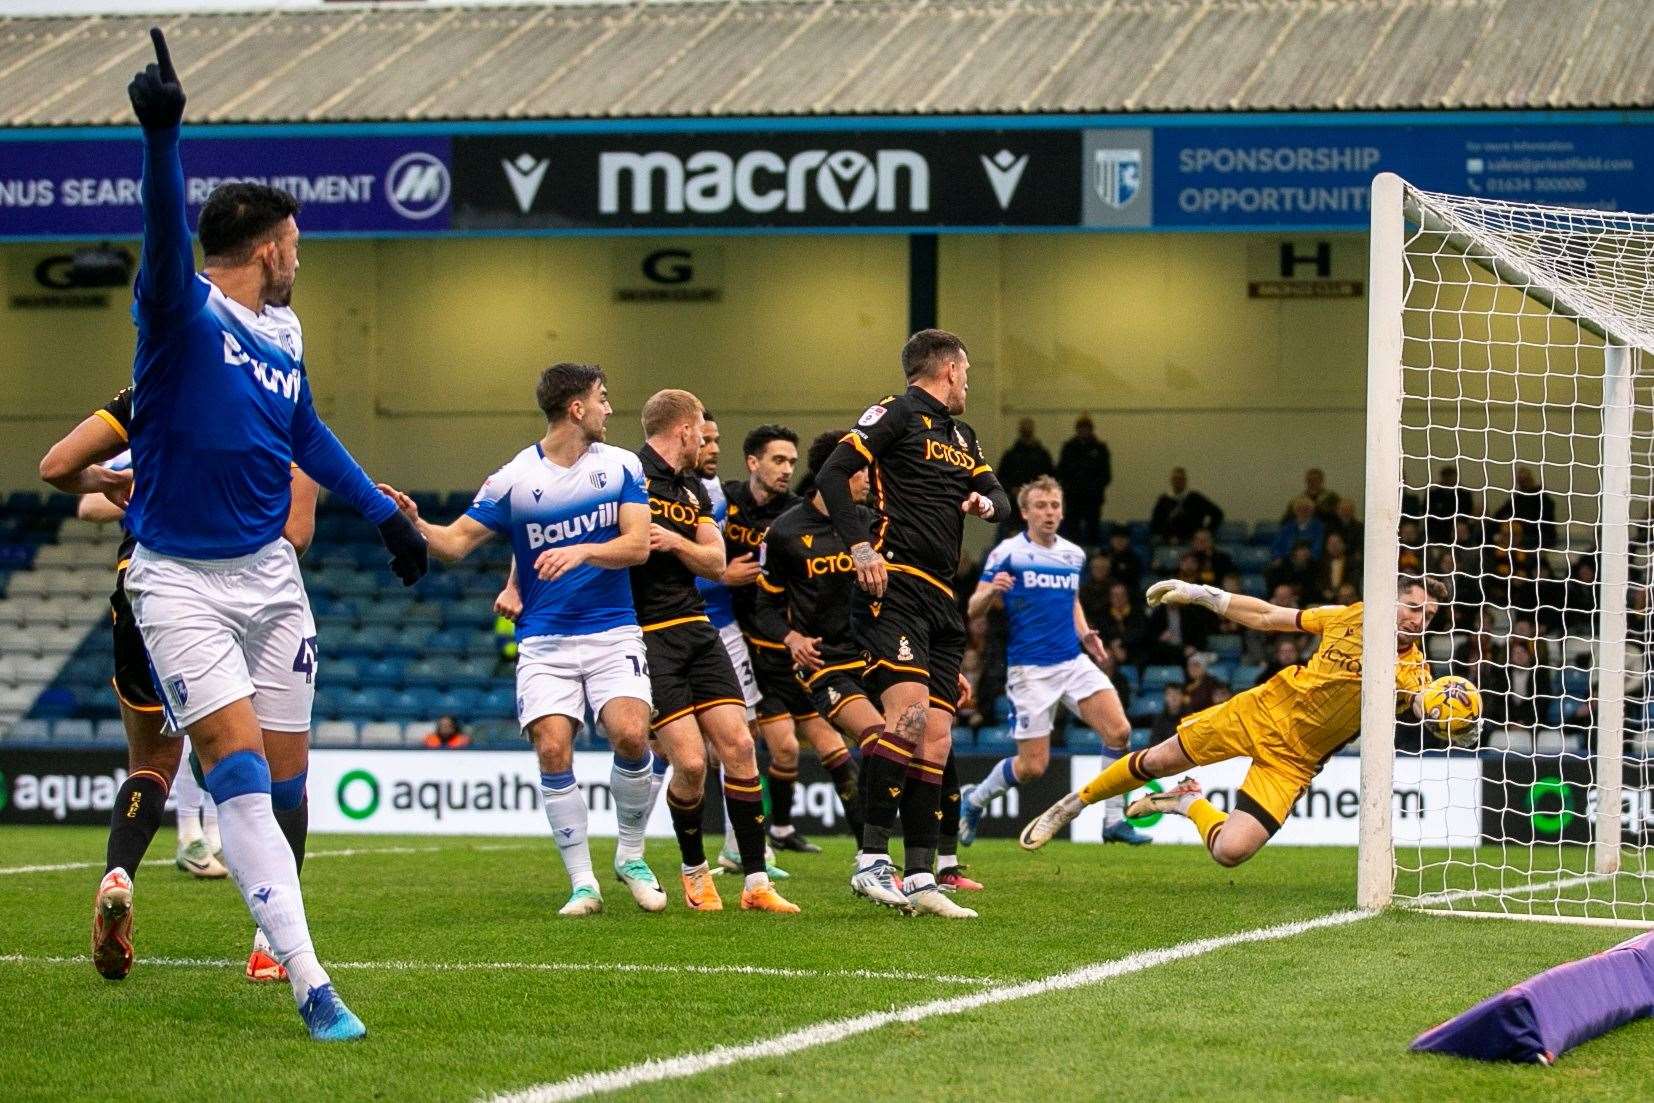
[377,511,429,587]
[1145,578,1232,616]
[128,28,186,131]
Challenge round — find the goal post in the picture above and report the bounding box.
[1359,172,1652,927]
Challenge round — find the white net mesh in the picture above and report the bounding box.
[1389,183,1654,925]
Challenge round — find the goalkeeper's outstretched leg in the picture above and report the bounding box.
[1125,777,1272,867]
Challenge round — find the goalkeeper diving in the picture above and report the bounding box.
[1020,575,1452,864]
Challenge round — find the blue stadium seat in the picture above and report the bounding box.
[437,687,483,717]
[406,655,460,687]
[1208,660,1237,685]
[451,656,497,689]
[1129,728,1153,750]
[1250,522,1280,546]
[1240,573,1267,596]
[314,548,358,572]
[340,687,395,721]
[425,627,472,655]
[477,685,515,718]
[1150,546,1182,572]
[343,625,396,656]
[1233,546,1272,570]
[467,632,502,659]
[1217,521,1248,543]
[29,686,78,719]
[53,718,94,743]
[326,657,363,687]
[359,597,415,626]
[1065,729,1102,752]
[1111,665,1141,692]
[361,656,407,686]
[391,687,442,719]
[419,572,465,601]
[313,686,347,720]
[1131,696,1166,720]
[1207,633,1243,657]
[331,570,378,598]
[384,626,436,658]
[1234,664,1266,688]
[405,601,444,626]
[1141,664,1183,691]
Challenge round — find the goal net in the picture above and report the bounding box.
[1359,173,1654,927]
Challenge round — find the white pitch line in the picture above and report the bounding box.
[1411,870,1625,908]
[0,841,533,877]
[483,909,1376,1103]
[0,953,997,987]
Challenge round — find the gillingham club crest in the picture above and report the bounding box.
[1094,148,1141,209]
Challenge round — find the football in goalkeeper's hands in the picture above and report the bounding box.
[1420,675,1482,746]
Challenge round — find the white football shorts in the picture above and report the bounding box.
[718,620,761,717]
[125,539,317,733]
[516,624,652,733]
[1007,654,1116,741]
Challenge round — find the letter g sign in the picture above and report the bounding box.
[642,249,693,285]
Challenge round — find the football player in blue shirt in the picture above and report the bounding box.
[962,477,1149,846]
[119,29,426,1041]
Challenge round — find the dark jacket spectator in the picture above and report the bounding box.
[1098,581,1151,661]
[1273,498,1326,560]
[1079,554,1115,626]
[1327,498,1363,550]
[1187,528,1235,586]
[1260,636,1306,683]
[424,715,471,749]
[1424,465,1477,547]
[1150,683,1188,745]
[1148,555,1215,658]
[1106,530,1144,589]
[1312,532,1361,602]
[1150,467,1224,544]
[1266,543,1318,600]
[1396,518,1425,577]
[996,417,1056,501]
[1283,467,1341,522]
[1452,633,1510,727]
[1493,466,1558,550]
[1183,654,1227,713]
[1056,414,1111,547]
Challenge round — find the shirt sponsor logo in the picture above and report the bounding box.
[1021,570,1079,591]
[805,552,857,579]
[650,496,700,528]
[923,438,975,470]
[525,502,620,549]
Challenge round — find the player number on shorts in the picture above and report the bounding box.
[291,636,320,685]
[628,654,650,677]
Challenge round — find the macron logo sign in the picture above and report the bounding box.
[502,153,551,213]
[597,148,930,216]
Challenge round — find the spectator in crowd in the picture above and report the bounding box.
[1098,580,1150,662]
[1097,639,1133,717]
[1396,517,1425,576]
[1150,466,1224,544]
[1557,654,1595,735]
[1106,527,1144,588]
[1425,464,1476,547]
[1482,521,1540,615]
[1187,528,1235,585]
[1552,557,1598,639]
[1261,636,1305,682]
[1284,467,1340,522]
[1502,638,1548,731]
[996,417,1056,508]
[1328,497,1363,550]
[1150,682,1188,745]
[1334,581,1360,606]
[1273,497,1325,561]
[1313,530,1361,602]
[1056,414,1111,547]
[1147,554,1215,660]
[1182,653,1227,713]
[424,715,471,749]
[1266,541,1318,599]
[1079,553,1116,627]
[1452,631,1510,728]
[1494,466,1558,550]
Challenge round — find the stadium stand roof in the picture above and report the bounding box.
[0,0,1651,126]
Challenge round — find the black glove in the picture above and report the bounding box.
[377,511,429,587]
[127,27,185,131]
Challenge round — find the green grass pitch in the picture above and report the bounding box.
[1,825,1650,1101]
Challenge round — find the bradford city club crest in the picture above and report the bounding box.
[1093,149,1141,209]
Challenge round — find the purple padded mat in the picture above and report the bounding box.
[1411,930,1654,1064]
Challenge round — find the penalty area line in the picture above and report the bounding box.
[0,953,997,988]
[483,909,1376,1103]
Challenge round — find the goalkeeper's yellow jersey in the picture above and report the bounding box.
[1263,602,1432,761]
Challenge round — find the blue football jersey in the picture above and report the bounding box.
[981,532,1086,667]
[466,442,647,640]
[125,126,393,560]
[695,476,737,630]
